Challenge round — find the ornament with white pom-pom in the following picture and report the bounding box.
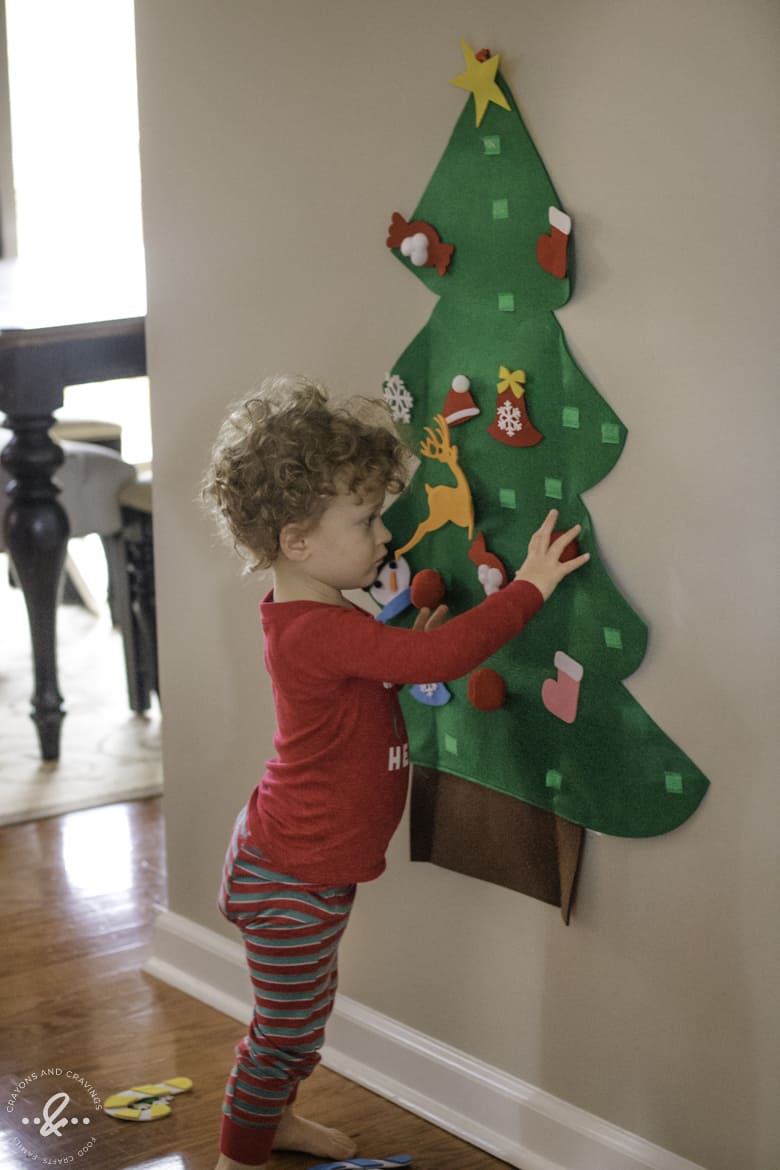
[442,374,480,427]
[401,232,430,267]
[386,212,455,276]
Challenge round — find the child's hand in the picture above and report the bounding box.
[412,604,449,633]
[514,509,590,601]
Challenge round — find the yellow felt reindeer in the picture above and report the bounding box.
[395,414,475,558]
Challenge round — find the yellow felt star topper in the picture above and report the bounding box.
[449,39,511,127]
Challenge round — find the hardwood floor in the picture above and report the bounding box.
[0,799,513,1170]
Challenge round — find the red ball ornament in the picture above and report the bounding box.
[552,530,581,563]
[410,569,446,610]
[467,668,506,712]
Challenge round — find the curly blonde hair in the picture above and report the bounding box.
[202,374,410,571]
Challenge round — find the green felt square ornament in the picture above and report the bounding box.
[482,135,502,155]
[545,769,563,791]
[562,406,580,429]
[601,422,621,444]
[545,477,563,500]
[492,197,510,220]
[497,292,515,312]
[603,627,624,650]
[664,772,684,794]
[499,487,517,509]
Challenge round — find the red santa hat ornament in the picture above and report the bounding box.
[442,374,480,427]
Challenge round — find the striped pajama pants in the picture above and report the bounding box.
[217,807,356,1165]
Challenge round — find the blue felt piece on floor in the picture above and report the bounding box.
[307,1157,412,1170]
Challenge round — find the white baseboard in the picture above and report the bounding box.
[144,910,707,1170]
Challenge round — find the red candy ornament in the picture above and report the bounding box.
[467,668,506,711]
[386,212,455,277]
[410,569,446,610]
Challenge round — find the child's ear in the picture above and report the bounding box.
[278,522,310,562]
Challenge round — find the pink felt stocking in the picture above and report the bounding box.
[542,651,583,724]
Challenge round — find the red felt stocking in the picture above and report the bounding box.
[536,207,572,279]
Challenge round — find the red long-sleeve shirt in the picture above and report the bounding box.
[245,579,544,884]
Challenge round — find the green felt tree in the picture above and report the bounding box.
[378,41,708,837]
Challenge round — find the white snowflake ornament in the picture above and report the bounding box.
[382,373,414,423]
[496,400,524,437]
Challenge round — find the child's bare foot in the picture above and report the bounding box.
[273,1106,357,1159]
[214,1156,266,1170]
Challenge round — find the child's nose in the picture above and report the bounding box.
[376,517,391,545]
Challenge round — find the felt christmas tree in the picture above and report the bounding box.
[379,40,709,839]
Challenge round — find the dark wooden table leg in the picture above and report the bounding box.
[1,414,69,760]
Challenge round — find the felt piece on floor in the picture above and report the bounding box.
[381,40,709,839]
[105,1076,192,1122]
[410,766,583,923]
[308,1157,412,1170]
[106,1101,171,1122]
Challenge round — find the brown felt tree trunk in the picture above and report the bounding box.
[410,766,584,923]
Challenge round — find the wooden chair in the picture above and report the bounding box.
[45,422,157,715]
[0,426,140,711]
[116,469,158,714]
[50,417,123,454]
[49,417,124,614]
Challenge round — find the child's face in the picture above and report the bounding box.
[301,487,391,595]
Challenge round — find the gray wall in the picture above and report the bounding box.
[134,4,779,1169]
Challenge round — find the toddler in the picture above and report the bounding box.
[203,374,589,1169]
